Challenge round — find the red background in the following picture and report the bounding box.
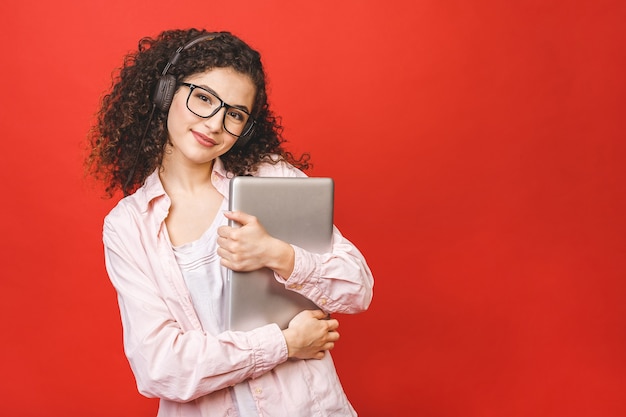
[1,1,625,416]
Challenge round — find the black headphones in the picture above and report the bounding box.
[151,33,256,146]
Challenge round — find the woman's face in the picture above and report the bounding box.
[165,67,256,168]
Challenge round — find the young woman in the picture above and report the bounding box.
[86,28,374,416]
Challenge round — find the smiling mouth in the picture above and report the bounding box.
[192,131,217,146]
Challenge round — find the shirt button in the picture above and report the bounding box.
[320,298,327,305]
[255,388,262,395]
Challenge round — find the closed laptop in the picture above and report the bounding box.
[226,176,334,331]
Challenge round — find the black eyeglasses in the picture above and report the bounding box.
[179,82,255,137]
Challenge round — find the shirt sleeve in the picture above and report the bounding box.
[259,160,375,314]
[103,213,288,403]
[277,225,374,314]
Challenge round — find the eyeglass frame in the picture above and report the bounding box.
[178,82,256,138]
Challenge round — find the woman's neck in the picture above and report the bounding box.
[159,156,224,246]
[159,154,215,196]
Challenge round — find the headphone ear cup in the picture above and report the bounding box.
[152,75,178,112]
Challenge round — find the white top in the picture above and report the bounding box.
[171,198,257,416]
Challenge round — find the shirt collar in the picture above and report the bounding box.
[133,157,232,213]
[212,157,229,181]
[132,169,167,214]
[210,157,232,198]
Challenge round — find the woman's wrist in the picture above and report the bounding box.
[266,239,295,279]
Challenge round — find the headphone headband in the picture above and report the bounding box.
[160,33,217,77]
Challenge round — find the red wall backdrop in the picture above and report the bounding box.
[1,0,625,416]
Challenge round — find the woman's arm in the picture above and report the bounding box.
[104,220,286,401]
[104,216,337,402]
[285,226,374,314]
[217,211,374,315]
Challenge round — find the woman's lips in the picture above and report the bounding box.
[192,131,217,147]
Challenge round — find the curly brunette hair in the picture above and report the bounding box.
[86,28,309,197]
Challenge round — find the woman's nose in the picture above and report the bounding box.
[203,107,225,133]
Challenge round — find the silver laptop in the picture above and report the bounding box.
[226,176,334,331]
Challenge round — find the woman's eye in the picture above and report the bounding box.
[197,93,211,103]
[227,110,246,122]
[191,90,213,104]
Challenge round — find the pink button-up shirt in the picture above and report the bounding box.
[103,158,374,416]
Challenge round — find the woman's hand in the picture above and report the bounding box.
[282,310,340,360]
[217,211,295,278]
